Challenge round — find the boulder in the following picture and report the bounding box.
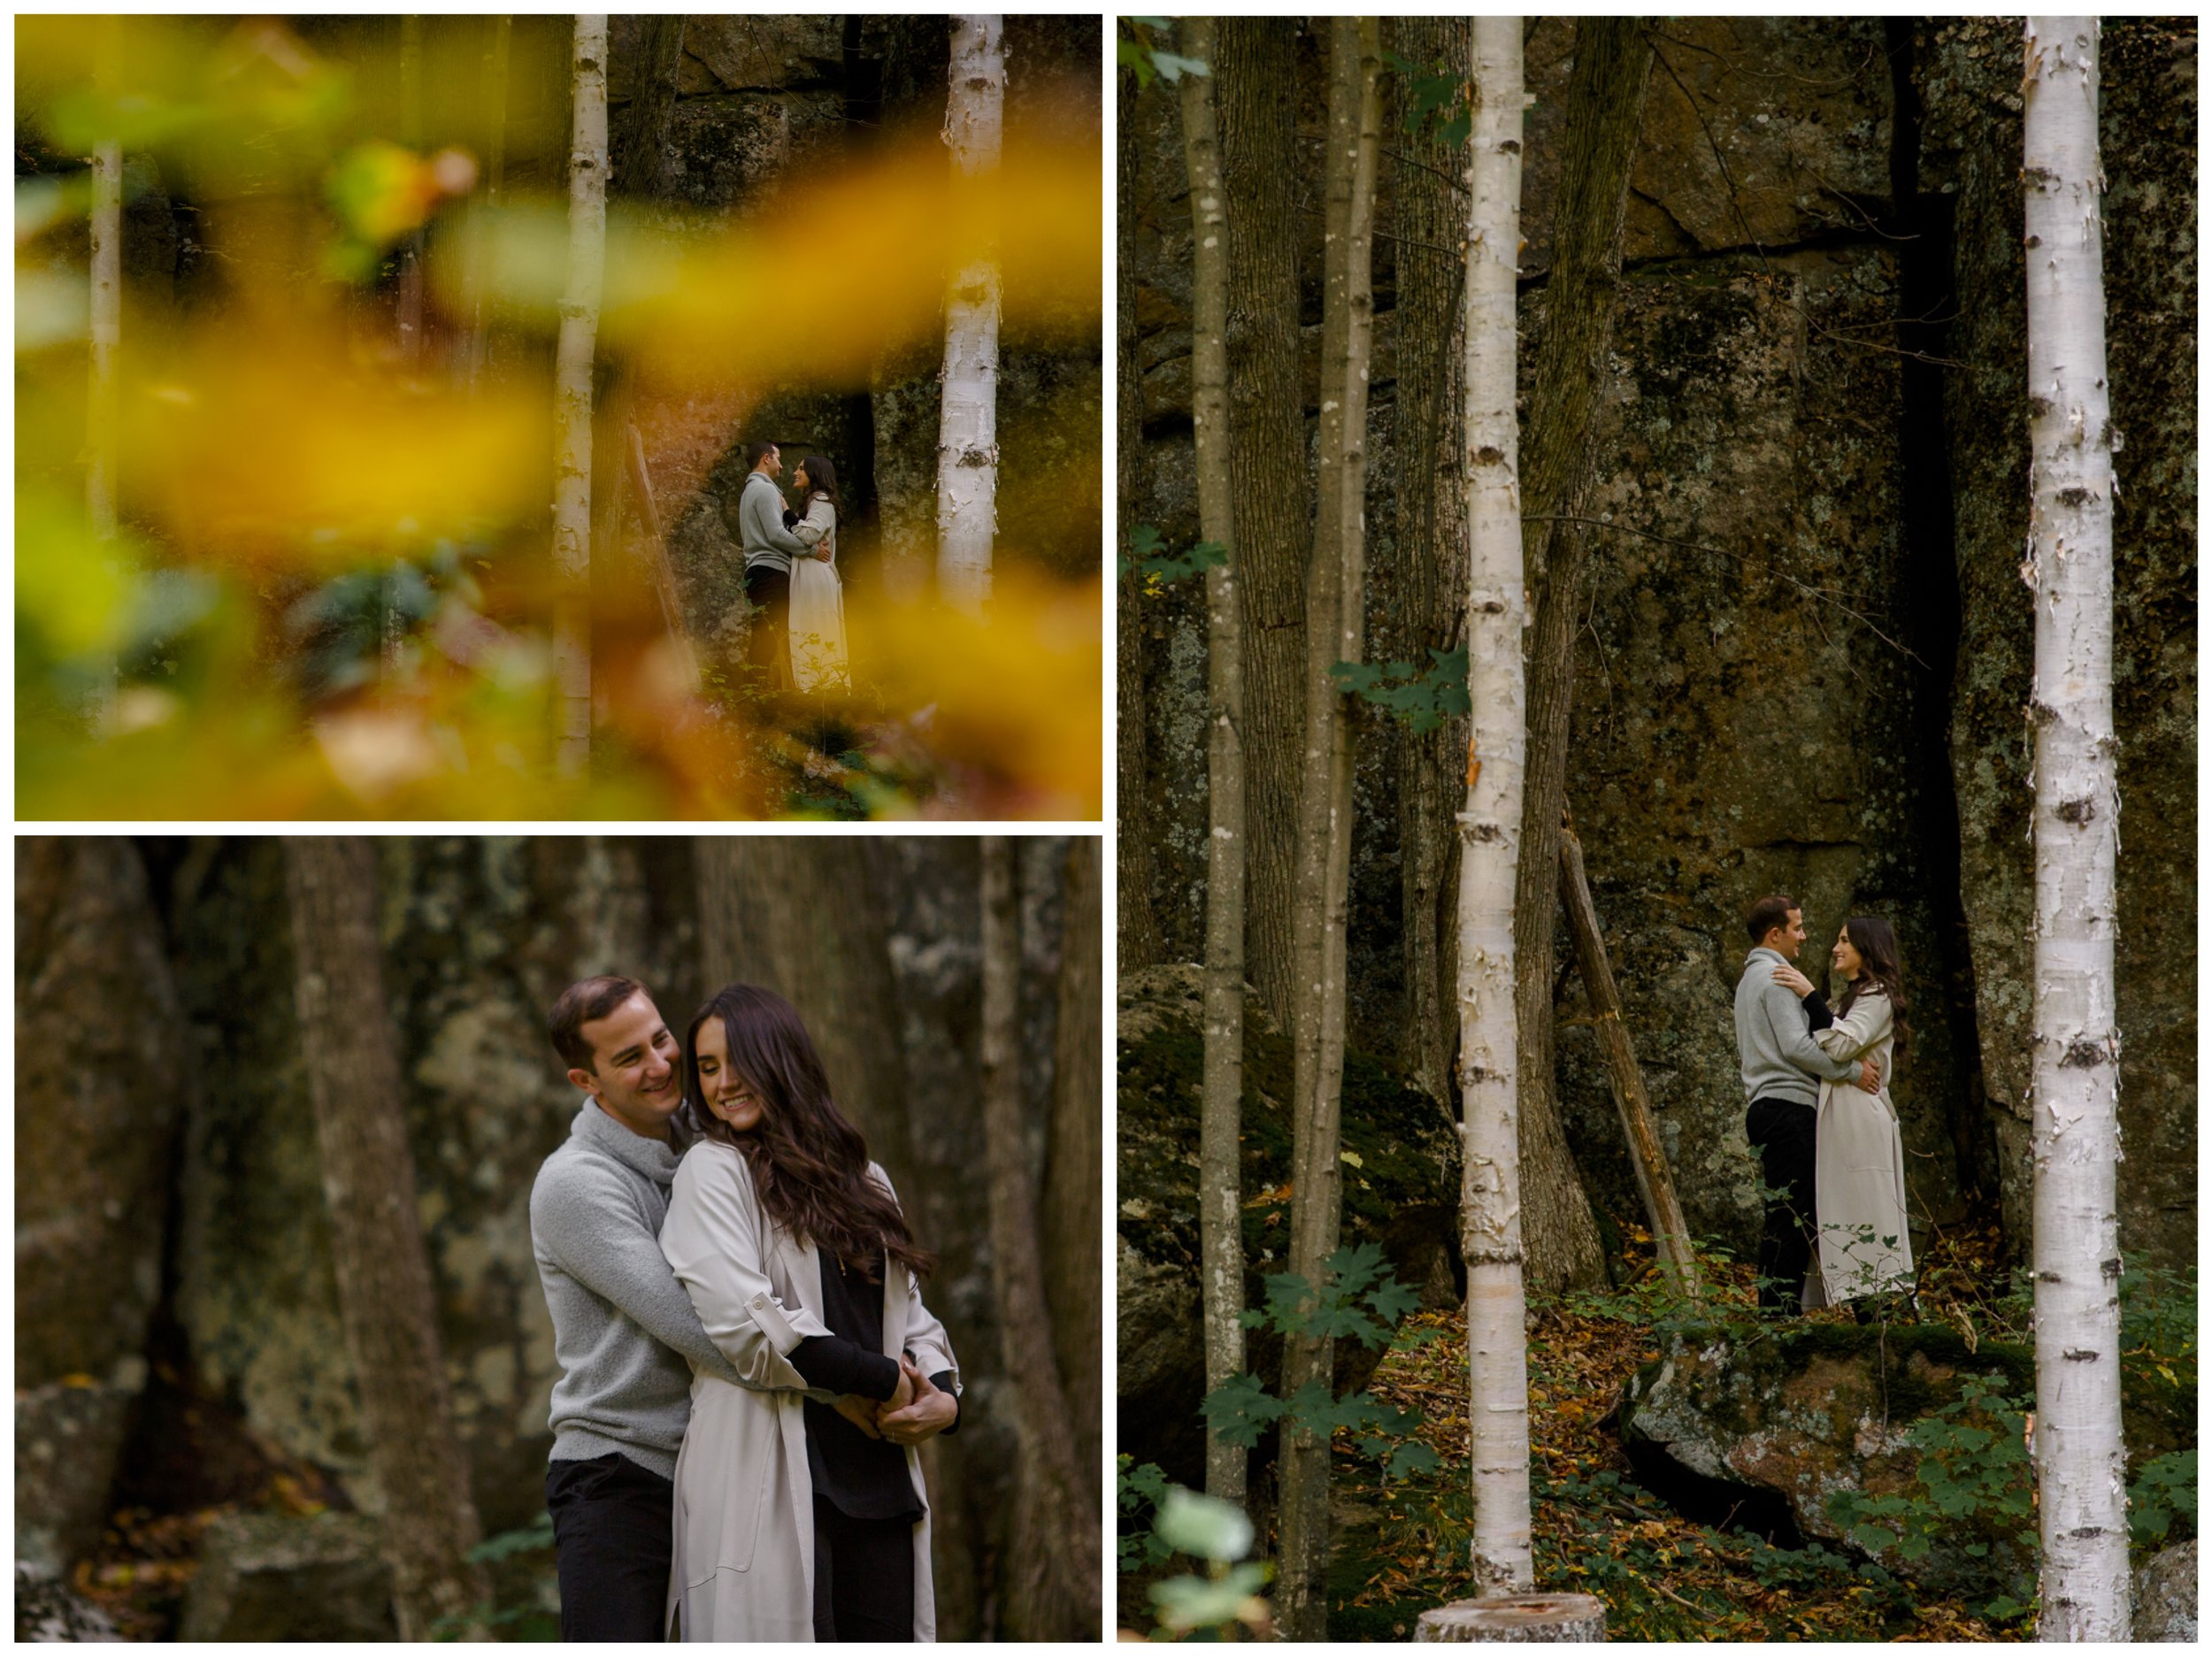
[1117,964,1463,1485]
[14,1366,145,1576]
[14,1563,122,1642]
[1618,1322,2193,1598]
[177,1511,396,1643]
[2135,1539,2198,1642]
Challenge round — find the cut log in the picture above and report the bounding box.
[1557,825,1701,1297]
[1416,1593,1607,1642]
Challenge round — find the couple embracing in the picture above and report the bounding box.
[530,975,957,1642]
[735,440,850,694]
[1734,894,1916,1316]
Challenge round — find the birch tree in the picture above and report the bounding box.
[2022,15,2128,1641]
[1458,16,1535,1597]
[1275,19,1379,1639]
[1176,15,1248,1511]
[936,15,1004,616]
[552,15,607,777]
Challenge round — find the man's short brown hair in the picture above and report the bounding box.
[743,439,778,470]
[1745,894,1799,945]
[549,975,646,1072]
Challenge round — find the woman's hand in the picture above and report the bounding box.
[831,1393,884,1439]
[1770,963,1815,999]
[876,1360,956,1446]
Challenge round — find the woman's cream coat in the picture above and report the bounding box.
[659,1140,957,1640]
[1810,989,1914,1303]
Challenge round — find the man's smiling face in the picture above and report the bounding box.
[569,992,681,1139]
[1774,909,1808,962]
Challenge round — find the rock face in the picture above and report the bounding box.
[1123,16,2197,1273]
[15,1564,123,1643]
[1617,1323,2193,1598]
[2135,1538,2198,1642]
[177,1512,396,1643]
[1117,964,1463,1485]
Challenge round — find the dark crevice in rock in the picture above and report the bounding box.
[1621,1438,1807,1548]
[1882,20,2000,1235]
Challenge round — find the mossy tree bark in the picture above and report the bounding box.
[1177,13,1249,1509]
[1217,17,1307,1027]
[2021,16,2128,1641]
[1117,58,1163,970]
[979,839,1100,1639]
[281,838,488,1639]
[1386,14,1471,1106]
[1509,17,1654,1296]
[1277,19,1380,1640]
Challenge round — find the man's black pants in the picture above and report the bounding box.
[1746,1095,1819,1313]
[812,1496,915,1642]
[546,1451,673,1642]
[744,563,791,685]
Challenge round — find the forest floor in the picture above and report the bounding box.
[1329,1222,2039,1642]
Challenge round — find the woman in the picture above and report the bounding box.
[1777,917,1915,1309]
[786,456,850,694]
[660,984,959,1641]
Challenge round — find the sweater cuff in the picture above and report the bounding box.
[931,1371,962,1436]
[787,1336,901,1401]
[1801,988,1834,1032]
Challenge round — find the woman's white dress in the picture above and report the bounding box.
[1810,989,1914,1303]
[787,495,849,693]
[658,1140,956,1641]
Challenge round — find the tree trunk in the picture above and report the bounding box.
[1177,12,1249,1511]
[280,838,489,1639]
[1276,20,1380,1640]
[553,16,608,777]
[1416,1593,1607,1643]
[935,16,1004,616]
[979,839,1100,1639]
[1458,17,1535,1597]
[1116,59,1164,970]
[1509,17,1653,1297]
[1041,839,1102,1498]
[1386,15,1471,1108]
[613,14,685,197]
[1217,18,1306,1028]
[2022,17,2128,1642]
[1557,827,1700,1296]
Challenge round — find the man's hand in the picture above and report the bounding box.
[1857,1059,1880,1094]
[831,1393,884,1439]
[884,1363,916,1416]
[815,546,833,562]
[1770,963,1815,999]
[877,1359,956,1447]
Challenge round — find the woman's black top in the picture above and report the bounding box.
[787,1248,959,1522]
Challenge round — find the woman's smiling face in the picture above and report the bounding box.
[1832,926,1863,979]
[695,1015,766,1132]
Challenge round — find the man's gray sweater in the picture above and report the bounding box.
[529,1101,739,1479]
[1734,946,1859,1106]
[736,470,810,576]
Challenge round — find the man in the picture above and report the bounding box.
[733,440,812,685]
[1733,895,1878,1314]
[530,974,739,1642]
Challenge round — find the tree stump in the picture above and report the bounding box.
[1415,1594,1607,1642]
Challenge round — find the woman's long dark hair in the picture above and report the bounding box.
[796,454,840,518]
[1836,915,1912,1059]
[684,983,932,1278]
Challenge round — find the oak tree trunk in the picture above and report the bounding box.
[552,16,608,776]
[281,838,489,1639]
[1276,20,1380,1640]
[2021,16,2128,1641]
[936,16,1005,615]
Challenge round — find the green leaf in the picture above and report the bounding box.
[1199,1373,1287,1449]
[1154,1486,1256,1563]
[1849,1523,1897,1555]
[1386,1441,1442,1482]
[1331,648,1471,733]
[1150,1561,1271,1633]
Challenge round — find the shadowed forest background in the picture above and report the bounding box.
[17,834,1100,1640]
[17,16,1102,818]
[1117,15,2194,1639]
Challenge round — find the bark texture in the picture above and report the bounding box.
[1041,840,1102,1497]
[979,839,1100,1639]
[613,14,685,197]
[1416,1594,1608,1642]
[2021,16,2129,1642]
[1458,16,1535,1598]
[1509,17,1653,1297]
[1117,58,1164,971]
[935,16,1006,615]
[1217,18,1306,1028]
[1386,14,1472,1107]
[281,838,488,1639]
[1277,19,1380,1640]
[1177,12,1248,1509]
[553,16,609,775]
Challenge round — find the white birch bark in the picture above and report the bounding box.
[552,16,607,778]
[2022,16,2129,1643]
[936,15,1004,616]
[1179,15,1248,1511]
[1276,19,1380,1640]
[1457,15,1534,1598]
